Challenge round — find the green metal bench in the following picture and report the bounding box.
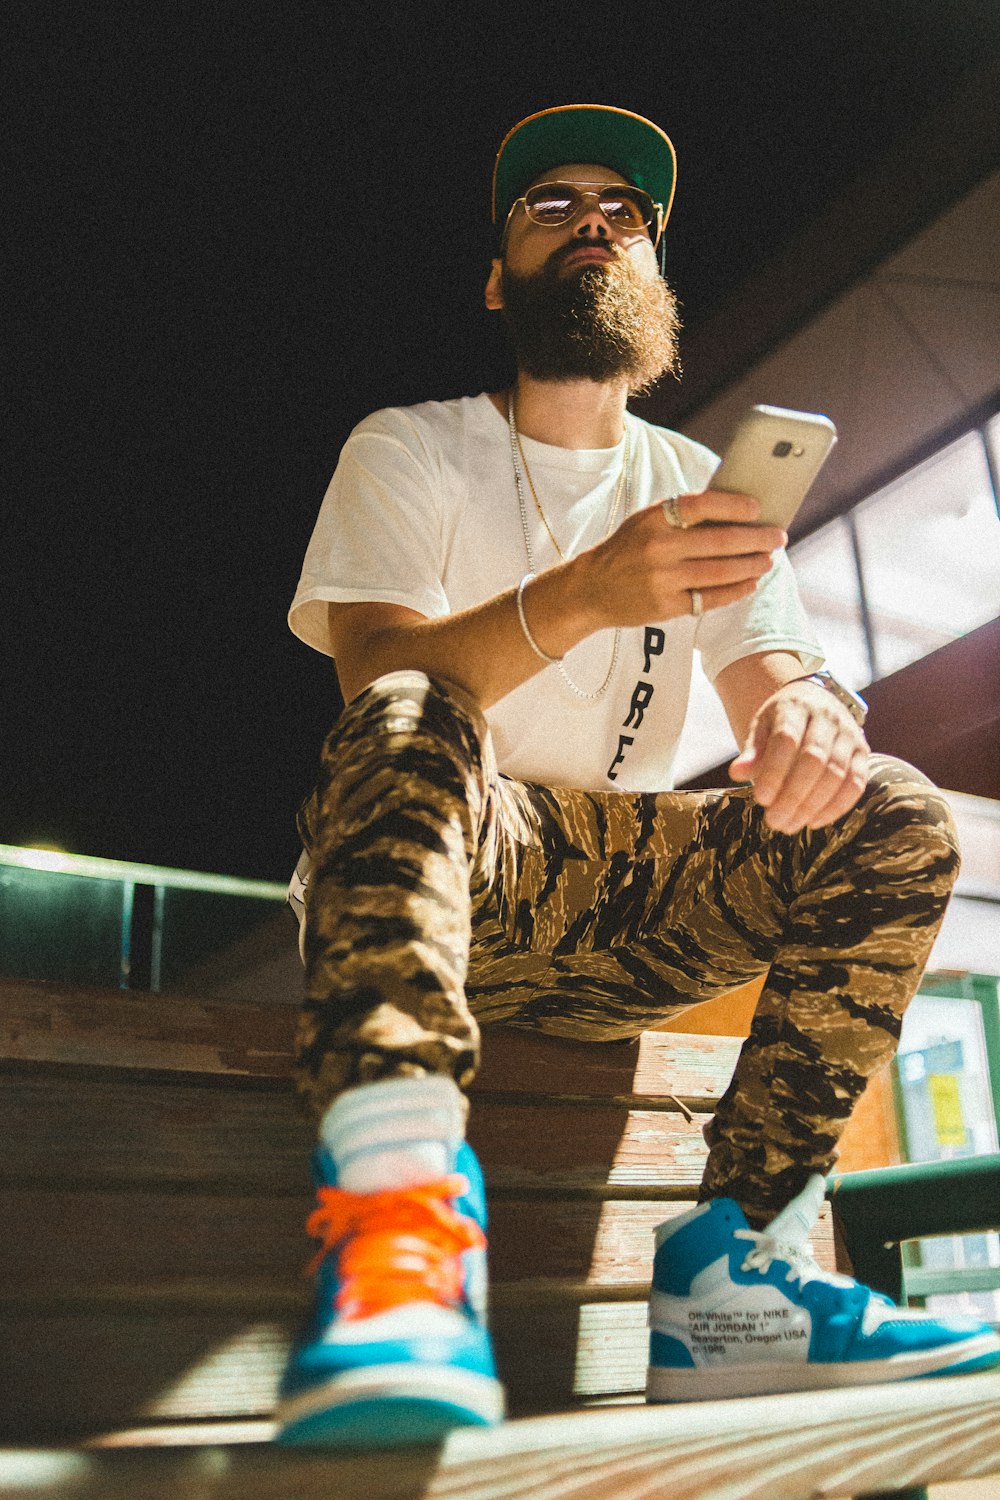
[829,1154,1000,1500]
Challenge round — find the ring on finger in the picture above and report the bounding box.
[662,496,687,529]
[690,588,704,617]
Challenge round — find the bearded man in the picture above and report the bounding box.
[276,106,998,1446]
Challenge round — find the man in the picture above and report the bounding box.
[276,105,999,1445]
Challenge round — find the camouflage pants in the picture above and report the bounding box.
[295,670,960,1216]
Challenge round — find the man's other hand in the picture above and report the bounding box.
[729,678,870,833]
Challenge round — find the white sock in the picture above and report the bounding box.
[320,1075,466,1193]
[764,1173,827,1244]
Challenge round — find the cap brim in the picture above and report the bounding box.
[492,104,676,234]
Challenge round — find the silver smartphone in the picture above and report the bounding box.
[709,404,838,529]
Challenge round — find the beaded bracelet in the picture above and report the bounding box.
[516,573,563,665]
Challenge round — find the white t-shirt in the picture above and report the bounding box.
[289,393,823,792]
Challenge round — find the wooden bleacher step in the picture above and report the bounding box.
[4,1374,1000,1498]
[6,975,819,1442]
[4,975,1000,1500]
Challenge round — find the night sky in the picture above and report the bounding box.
[8,1,998,880]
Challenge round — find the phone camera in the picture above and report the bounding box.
[772,440,793,458]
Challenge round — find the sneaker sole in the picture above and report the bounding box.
[646,1331,1000,1402]
[275,1364,505,1446]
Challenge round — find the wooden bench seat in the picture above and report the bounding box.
[0,976,837,1440]
[4,1374,1000,1498]
[3,975,999,1500]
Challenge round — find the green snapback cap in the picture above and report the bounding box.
[492,104,677,235]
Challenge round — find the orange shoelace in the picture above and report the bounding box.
[305,1174,486,1321]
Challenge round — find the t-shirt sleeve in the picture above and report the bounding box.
[288,410,451,657]
[694,548,825,681]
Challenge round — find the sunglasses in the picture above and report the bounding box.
[508,181,664,246]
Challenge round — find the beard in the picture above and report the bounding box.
[499,244,682,395]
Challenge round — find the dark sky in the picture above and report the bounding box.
[7,1,999,880]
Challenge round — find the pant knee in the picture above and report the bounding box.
[331,670,488,772]
[860,755,961,881]
[297,670,494,857]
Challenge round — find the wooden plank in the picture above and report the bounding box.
[0,1192,839,1425]
[0,1189,311,1299]
[0,1301,652,1436]
[0,1072,314,1196]
[0,978,740,1105]
[1,1190,836,1441]
[470,1104,710,1194]
[4,1373,1000,1497]
[0,1074,710,1195]
[490,1200,836,1286]
[1,1311,289,1437]
[474,1028,740,1107]
[0,977,299,1080]
[0,1183,840,1302]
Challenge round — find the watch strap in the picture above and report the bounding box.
[789,671,868,725]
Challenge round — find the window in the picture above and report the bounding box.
[787,518,870,689]
[853,430,1000,679]
[894,979,1000,1322]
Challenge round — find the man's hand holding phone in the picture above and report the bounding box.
[573,405,835,640]
[580,488,785,629]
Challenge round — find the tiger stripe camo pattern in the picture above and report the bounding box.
[294,671,960,1218]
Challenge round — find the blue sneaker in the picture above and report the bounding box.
[647,1174,1000,1401]
[275,1137,504,1446]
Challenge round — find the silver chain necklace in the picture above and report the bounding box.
[507,393,629,703]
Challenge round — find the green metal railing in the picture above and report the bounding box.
[0,843,286,992]
[828,1155,1000,1500]
[829,1154,1000,1305]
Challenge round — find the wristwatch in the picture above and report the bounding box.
[791,670,868,726]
